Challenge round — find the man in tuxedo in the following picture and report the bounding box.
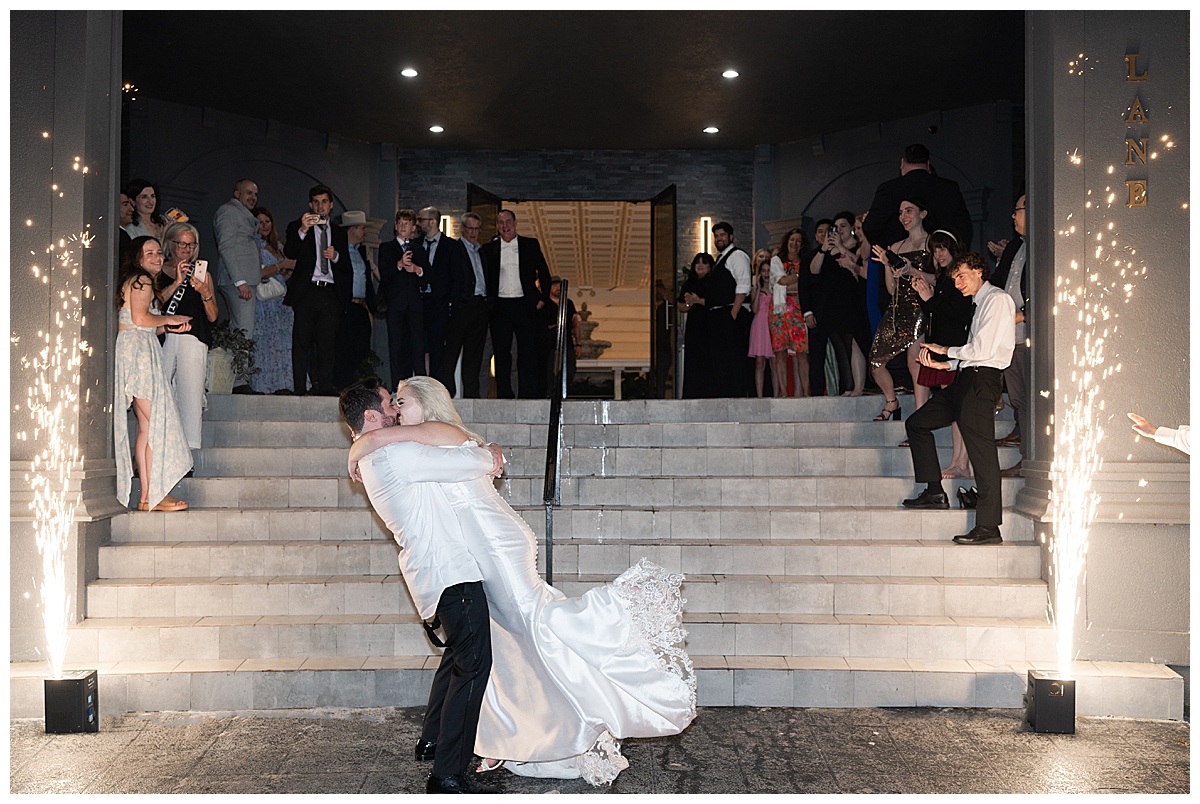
[440,212,490,398]
[332,211,379,390]
[901,253,1015,545]
[480,209,552,398]
[283,184,347,396]
[863,144,973,249]
[377,209,429,387]
[989,193,1030,477]
[711,220,752,397]
[416,206,455,381]
[213,178,262,392]
[339,379,500,794]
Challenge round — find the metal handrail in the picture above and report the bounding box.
[541,279,569,585]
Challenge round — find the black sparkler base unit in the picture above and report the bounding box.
[44,669,99,734]
[1025,669,1075,734]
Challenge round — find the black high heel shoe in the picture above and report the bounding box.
[957,486,979,509]
[873,398,901,421]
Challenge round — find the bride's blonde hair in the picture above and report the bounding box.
[395,375,485,446]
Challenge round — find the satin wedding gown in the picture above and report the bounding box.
[434,445,698,785]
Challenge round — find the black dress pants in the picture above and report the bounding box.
[291,285,341,394]
[333,300,372,390]
[418,581,492,778]
[422,298,450,384]
[905,366,1005,529]
[386,302,425,386]
[490,297,540,398]
[440,296,489,397]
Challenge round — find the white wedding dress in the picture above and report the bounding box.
[436,450,697,786]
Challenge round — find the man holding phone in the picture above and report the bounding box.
[213,178,261,392]
[284,184,348,396]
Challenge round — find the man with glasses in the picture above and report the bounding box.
[441,212,490,397]
[990,193,1030,477]
[213,178,261,392]
[416,206,456,381]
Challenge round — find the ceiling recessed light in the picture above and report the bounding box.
[703,126,719,134]
[400,68,418,78]
[429,125,445,133]
[722,69,739,79]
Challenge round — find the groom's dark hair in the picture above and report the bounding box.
[339,377,387,435]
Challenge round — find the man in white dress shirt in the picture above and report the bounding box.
[339,380,501,794]
[901,252,1016,545]
[711,221,752,396]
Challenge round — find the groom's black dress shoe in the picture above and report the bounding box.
[414,739,437,762]
[426,772,499,794]
[953,526,1003,545]
[902,489,950,509]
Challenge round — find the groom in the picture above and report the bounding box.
[339,379,502,794]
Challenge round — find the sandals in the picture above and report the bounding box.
[873,398,901,422]
[475,758,505,774]
[136,495,189,512]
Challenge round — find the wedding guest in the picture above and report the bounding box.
[991,194,1030,478]
[802,219,834,395]
[748,249,776,397]
[122,179,168,241]
[114,236,192,512]
[158,223,219,452]
[711,221,752,397]
[118,191,134,262]
[769,228,810,397]
[826,211,872,396]
[250,206,296,393]
[540,276,581,393]
[863,143,973,248]
[679,252,736,398]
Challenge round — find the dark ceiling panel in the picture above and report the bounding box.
[122,10,1024,150]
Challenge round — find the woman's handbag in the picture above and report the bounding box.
[256,275,287,301]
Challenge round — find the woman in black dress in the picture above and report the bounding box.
[680,252,737,398]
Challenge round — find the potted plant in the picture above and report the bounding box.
[206,322,258,394]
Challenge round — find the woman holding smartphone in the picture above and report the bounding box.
[159,222,219,452]
[115,236,194,512]
[867,198,935,422]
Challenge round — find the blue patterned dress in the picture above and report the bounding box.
[250,235,294,393]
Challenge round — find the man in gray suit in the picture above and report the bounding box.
[213,180,262,385]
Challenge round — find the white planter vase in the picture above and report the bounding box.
[207,347,235,394]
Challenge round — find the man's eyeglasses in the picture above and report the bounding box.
[415,217,434,222]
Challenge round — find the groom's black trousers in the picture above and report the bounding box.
[421,581,492,777]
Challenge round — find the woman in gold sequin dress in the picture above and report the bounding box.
[867,199,937,422]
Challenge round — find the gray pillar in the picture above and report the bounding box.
[1021,10,1189,663]
[10,11,124,661]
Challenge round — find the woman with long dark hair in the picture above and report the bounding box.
[122,179,168,241]
[114,236,193,511]
[679,251,736,398]
[768,228,810,397]
[250,206,297,393]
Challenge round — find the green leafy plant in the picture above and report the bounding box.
[209,322,259,378]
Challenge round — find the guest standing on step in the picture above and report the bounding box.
[711,221,752,397]
[416,206,456,381]
[481,209,552,398]
[378,209,430,387]
[284,184,347,396]
[213,178,262,393]
[990,193,1030,479]
[332,211,378,389]
[901,253,1015,545]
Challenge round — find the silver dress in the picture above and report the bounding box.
[869,249,930,368]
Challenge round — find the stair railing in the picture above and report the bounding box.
[541,280,569,585]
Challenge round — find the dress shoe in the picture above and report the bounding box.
[953,525,1003,545]
[995,430,1021,447]
[901,489,949,509]
[414,739,437,762]
[231,384,262,395]
[426,772,499,794]
[1000,460,1023,478]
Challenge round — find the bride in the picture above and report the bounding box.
[348,376,696,785]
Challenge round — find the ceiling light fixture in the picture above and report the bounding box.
[703,126,719,134]
[400,68,418,78]
[722,69,739,79]
[429,125,445,133]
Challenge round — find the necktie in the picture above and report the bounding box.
[316,225,327,278]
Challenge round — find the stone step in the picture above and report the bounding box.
[110,505,1037,544]
[97,539,1043,581]
[84,573,1049,620]
[202,418,1013,450]
[157,474,1025,510]
[192,444,1021,479]
[203,393,1015,426]
[10,658,1183,719]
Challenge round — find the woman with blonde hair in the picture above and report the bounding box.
[347,375,695,786]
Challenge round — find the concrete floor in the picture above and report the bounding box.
[9,706,1190,795]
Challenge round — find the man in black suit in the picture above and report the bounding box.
[416,206,455,382]
[332,210,379,390]
[480,209,552,398]
[863,143,974,249]
[377,209,429,387]
[440,212,490,398]
[284,184,348,396]
[988,193,1030,477]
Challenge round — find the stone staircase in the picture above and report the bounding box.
[10,395,1184,720]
